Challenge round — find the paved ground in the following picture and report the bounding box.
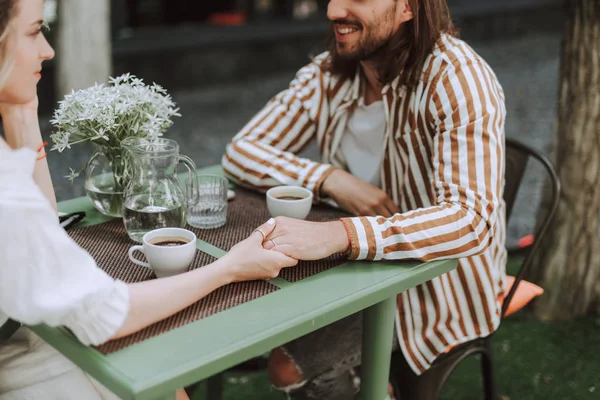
[42,29,562,247]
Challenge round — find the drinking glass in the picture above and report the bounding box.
[187,175,228,229]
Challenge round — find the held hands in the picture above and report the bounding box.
[257,169,398,261]
[219,218,298,281]
[220,169,399,271]
[262,217,349,261]
[321,169,399,217]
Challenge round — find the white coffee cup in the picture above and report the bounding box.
[128,228,197,278]
[266,186,313,220]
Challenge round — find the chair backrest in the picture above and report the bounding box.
[501,138,561,317]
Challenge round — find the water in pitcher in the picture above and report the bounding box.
[123,194,186,242]
[121,137,200,241]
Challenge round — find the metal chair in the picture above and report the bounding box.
[389,137,561,400]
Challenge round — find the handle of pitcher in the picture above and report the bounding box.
[178,155,200,205]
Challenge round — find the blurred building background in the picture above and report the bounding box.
[39,0,562,112]
[41,0,564,247]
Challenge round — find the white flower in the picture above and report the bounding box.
[65,167,81,183]
[50,73,181,182]
[49,131,71,152]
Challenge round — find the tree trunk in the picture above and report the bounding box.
[531,0,600,320]
[56,0,111,95]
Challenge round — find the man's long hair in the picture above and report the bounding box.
[320,0,457,90]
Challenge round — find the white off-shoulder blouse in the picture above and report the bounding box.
[0,147,129,346]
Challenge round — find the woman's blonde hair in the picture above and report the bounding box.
[0,0,18,90]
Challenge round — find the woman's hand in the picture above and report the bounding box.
[218,218,298,281]
[0,96,39,119]
[0,97,41,148]
[0,95,56,211]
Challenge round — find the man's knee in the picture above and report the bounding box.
[267,347,305,388]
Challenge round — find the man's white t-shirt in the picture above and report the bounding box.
[339,100,387,188]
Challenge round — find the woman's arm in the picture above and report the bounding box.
[1,98,57,212]
[0,160,295,346]
[114,262,231,339]
[114,219,292,339]
[1,102,297,348]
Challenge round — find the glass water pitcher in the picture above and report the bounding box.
[121,137,199,242]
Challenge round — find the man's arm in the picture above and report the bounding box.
[263,58,506,263]
[342,58,506,261]
[222,60,335,199]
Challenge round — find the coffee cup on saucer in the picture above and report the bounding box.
[128,228,197,278]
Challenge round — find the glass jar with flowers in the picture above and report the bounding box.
[50,73,181,217]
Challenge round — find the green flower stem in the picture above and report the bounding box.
[103,148,130,192]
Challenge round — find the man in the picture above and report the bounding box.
[222,0,506,398]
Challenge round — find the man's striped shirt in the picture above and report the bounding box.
[223,34,507,374]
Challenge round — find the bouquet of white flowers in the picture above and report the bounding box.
[50,73,181,216]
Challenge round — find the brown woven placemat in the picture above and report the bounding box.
[68,219,278,354]
[187,188,351,282]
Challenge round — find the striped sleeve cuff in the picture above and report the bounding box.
[303,163,336,202]
[340,217,382,261]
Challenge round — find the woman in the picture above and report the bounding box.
[0,0,297,398]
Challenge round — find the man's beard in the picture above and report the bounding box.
[331,4,397,63]
[334,29,391,63]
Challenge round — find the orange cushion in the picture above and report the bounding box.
[501,276,544,317]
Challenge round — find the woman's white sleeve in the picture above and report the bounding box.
[0,159,130,346]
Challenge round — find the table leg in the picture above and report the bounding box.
[359,296,396,400]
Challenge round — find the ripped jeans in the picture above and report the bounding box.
[275,312,399,400]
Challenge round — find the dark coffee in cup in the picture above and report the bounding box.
[275,195,306,201]
[129,228,197,278]
[149,237,190,247]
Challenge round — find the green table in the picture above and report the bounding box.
[31,165,457,400]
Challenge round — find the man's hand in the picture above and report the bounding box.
[262,217,349,260]
[321,169,399,217]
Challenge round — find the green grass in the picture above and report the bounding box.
[440,316,600,399]
[191,257,600,399]
[192,317,600,400]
